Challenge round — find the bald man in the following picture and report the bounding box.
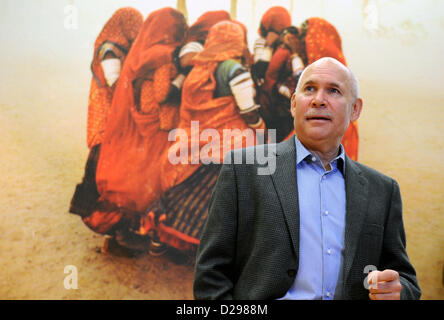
[193,58,421,300]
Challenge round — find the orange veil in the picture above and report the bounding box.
[259,6,292,35]
[185,10,231,43]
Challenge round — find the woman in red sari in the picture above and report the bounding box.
[171,10,231,102]
[251,6,292,87]
[69,8,143,221]
[139,21,266,258]
[178,10,231,69]
[87,8,187,253]
[87,8,144,150]
[259,26,302,142]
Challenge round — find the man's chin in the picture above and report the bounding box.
[304,129,331,141]
[298,134,329,147]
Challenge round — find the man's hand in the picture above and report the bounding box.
[368,269,402,300]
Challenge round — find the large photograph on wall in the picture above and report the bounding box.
[0,0,442,300]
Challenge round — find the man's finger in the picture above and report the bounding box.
[369,281,402,294]
[377,269,399,282]
[369,291,401,300]
[367,270,380,285]
[369,282,391,294]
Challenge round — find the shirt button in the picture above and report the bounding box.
[311,156,316,162]
[327,249,332,255]
[324,210,329,216]
[326,292,331,297]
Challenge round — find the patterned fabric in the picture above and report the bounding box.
[87,7,143,149]
[87,80,115,149]
[145,164,221,251]
[94,7,187,219]
[139,63,180,131]
[304,17,346,65]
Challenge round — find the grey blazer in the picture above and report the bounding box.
[193,136,421,300]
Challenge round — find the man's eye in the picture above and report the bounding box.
[329,88,340,94]
[305,86,314,92]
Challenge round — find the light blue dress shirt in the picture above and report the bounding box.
[279,136,346,300]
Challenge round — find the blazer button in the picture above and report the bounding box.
[287,269,296,278]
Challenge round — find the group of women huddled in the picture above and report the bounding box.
[69,6,358,261]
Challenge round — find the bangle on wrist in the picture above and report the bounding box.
[249,117,264,129]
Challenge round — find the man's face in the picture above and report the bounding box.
[290,59,362,151]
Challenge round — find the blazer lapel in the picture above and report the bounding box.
[342,156,369,284]
[268,137,300,259]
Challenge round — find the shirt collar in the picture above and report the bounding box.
[294,136,346,175]
[295,136,312,166]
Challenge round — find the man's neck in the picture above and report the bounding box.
[299,139,341,171]
[309,149,339,171]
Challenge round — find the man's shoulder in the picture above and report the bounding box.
[230,142,278,159]
[348,158,396,186]
[224,142,281,179]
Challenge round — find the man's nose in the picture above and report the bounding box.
[311,90,326,108]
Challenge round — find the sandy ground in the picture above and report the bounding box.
[0,69,195,299]
[0,72,443,299]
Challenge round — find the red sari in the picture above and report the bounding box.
[86,8,187,234]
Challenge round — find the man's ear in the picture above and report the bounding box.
[290,93,297,118]
[350,98,363,122]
